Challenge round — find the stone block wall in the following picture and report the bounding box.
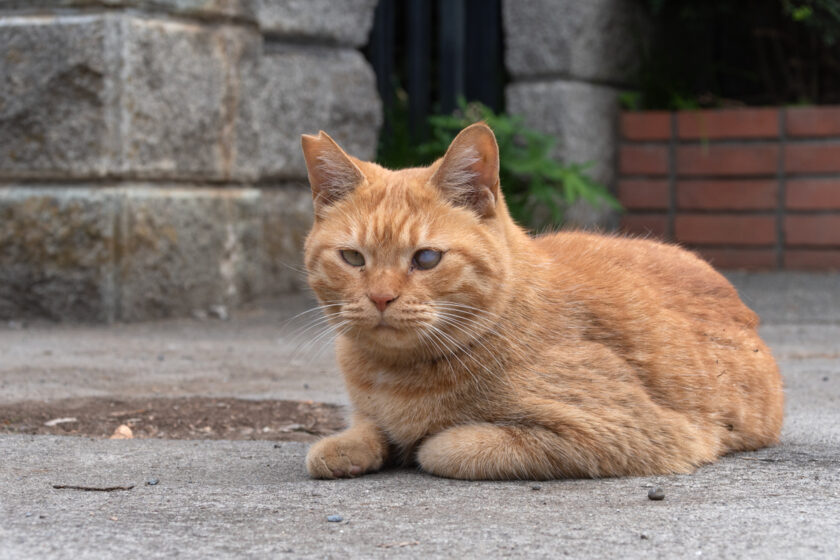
[619,107,840,270]
[0,0,381,321]
[502,0,648,229]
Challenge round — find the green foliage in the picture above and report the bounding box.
[375,89,418,172]
[377,99,620,230]
[633,0,840,109]
[618,91,642,111]
[781,0,840,45]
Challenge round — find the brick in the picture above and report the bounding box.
[674,215,776,246]
[786,107,840,138]
[619,145,669,176]
[784,249,840,270]
[678,108,779,140]
[785,143,840,174]
[693,248,777,270]
[621,112,671,141]
[618,179,669,210]
[786,179,840,210]
[676,144,779,176]
[677,180,777,210]
[620,214,668,239]
[785,215,840,246]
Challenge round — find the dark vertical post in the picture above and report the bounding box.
[406,0,431,140]
[439,0,466,113]
[368,0,395,133]
[667,112,677,242]
[776,108,787,269]
[465,0,502,111]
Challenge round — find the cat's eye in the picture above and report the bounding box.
[340,249,365,267]
[412,249,442,270]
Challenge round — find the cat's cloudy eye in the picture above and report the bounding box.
[412,249,442,270]
[340,249,365,267]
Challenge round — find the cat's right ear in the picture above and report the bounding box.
[300,131,365,218]
[430,122,500,218]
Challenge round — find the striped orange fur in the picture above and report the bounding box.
[299,124,783,480]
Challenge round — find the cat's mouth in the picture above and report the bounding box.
[374,319,397,331]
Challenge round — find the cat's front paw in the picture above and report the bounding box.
[305,434,385,479]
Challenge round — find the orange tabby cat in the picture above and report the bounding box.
[300,123,783,480]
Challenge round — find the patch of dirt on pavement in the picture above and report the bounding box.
[0,397,345,442]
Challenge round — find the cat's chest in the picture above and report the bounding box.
[348,371,472,447]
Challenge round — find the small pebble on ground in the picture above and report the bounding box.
[648,487,665,500]
[326,514,343,523]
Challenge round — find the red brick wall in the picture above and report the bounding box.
[618,107,840,270]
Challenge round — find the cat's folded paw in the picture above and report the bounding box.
[417,424,507,480]
[305,434,384,479]
[418,423,557,480]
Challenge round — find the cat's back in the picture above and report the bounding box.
[530,230,782,454]
[534,231,758,328]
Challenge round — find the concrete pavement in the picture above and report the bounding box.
[0,294,349,407]
[1,273,838,559]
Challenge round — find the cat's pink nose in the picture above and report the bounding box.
[369,293,397,312]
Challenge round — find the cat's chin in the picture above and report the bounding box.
[366,326,412,343]
[354,324,426,353]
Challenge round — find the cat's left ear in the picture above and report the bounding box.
[300,131,365,218]
[430,122,500,218]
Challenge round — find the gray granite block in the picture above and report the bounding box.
[0,187,118,322]
[507,79,620,190]
[0,14,261,181]
[0,15,116,179]
[258,46,381,180]
[503,0,648,84]
[117,186,312,321]
[119,17,261,181]
[506,79,621,230]
[256,0,377,47]
[0,1,257,20]
[0,185,314,322]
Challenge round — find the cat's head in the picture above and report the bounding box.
[301,124,516,358]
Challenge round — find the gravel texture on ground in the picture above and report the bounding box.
[1,435,837,559]
[0,273,838,559]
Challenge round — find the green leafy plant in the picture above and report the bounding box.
[378,99,620,230]
[632,0,840,109]
[782,0,840,45]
